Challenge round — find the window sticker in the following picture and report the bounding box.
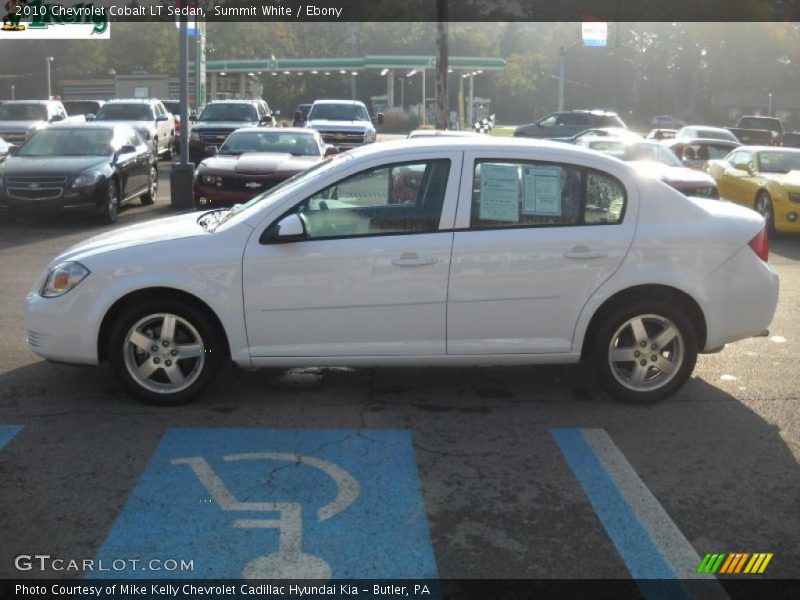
[479,163,520,222]
[523,166,562,216]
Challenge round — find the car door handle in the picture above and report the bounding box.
[391,253,438,267]
[564,246,607,260]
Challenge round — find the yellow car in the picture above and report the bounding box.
[706,146,800,233]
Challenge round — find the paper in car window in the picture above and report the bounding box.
[479,163,520,222]
[523,166,562,216]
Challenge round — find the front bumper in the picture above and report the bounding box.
[193,183,260,207]
[775,199,800,232]
[24,286,101,365]
[0,184,103,213]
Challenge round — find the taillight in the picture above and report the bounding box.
[748,227,769,262]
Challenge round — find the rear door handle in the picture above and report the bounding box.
[391,252,438,267]
[564,245,607,260]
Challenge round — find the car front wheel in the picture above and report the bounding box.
[108,299,224,405]
[140,166,158,205]
[592,300,698,404]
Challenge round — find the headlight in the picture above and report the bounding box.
[200,174,221,186]
[41,262,90,298]
[71,170,103,188]
[788,192,800,203]
[190,131,200,141]
[365,130,376,142]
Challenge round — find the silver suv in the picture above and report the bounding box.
[92,99,175,159]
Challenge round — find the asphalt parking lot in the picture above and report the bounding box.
[0,167,798,586]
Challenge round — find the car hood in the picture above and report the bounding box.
[96,119,155,131]
[53,211,210,264]
[629,161,716,185]
[0,120,41,132]
[2,155,108,177]
[192,121,257,130]
[306,120,374,132]
[199,152,320,176]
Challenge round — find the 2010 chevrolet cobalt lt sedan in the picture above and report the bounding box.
[24,138,779,405]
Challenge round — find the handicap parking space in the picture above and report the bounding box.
[91,428,436,579]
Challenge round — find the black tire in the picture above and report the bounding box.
[108,297,225,405]
[163,137,173,160]
[140,165,158,205]
[755,191,776,235]
[591,299,698,404]
[97,179,119,224]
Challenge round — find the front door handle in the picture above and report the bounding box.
[391,252,438,267]
[564,245,607,260]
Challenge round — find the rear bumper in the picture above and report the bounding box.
[695,245,779,350]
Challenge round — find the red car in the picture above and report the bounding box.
[194,127,337,208]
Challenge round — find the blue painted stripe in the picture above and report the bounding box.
[0,426,22,451]
[551,428,688,598]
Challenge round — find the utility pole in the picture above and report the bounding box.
[435,0,449,129]
[557,46,565,111]
[45,56,53,99]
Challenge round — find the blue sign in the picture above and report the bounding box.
[0,425,22,451]
[91,429,437,579]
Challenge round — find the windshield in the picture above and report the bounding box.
[17,128,113,157]
[757,151,800,173]
[63,101,99,116]
[308,103,370,122]
[199,103,258,122]
[0,103,47,121]
[738,118,781,133]
[162,101,180,114]
[96,103,154,121]
[220,131,321,157]
[210,154,352,230]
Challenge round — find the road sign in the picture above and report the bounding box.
[90,429,437,579]
[582,21,608,47]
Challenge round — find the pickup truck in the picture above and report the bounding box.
[304,100,383,150]
[0,100,80,146]
[727,116,784,146]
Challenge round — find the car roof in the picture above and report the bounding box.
[206,99,261,104]
[46,122,128,130]
[104,98,159,103]
[3,100,54,105]
[230,126,317,135]
[666,138,738,146]
[312,99,367,107]
[681,125,729,132]
[735,145,800,154]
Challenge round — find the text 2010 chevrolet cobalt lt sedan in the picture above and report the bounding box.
[23,138,778,405]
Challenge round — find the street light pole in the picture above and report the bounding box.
[45,56,53,99]
[768,92,773,117]
[557,46,565,111]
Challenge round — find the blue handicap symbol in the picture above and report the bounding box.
[91,428,437,579]
[0,425,22,451]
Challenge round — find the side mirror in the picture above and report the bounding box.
[324,145,339,157]
[85,113,96,121]
[189,114,198,122]
[50,114,65,122]
[260,213,307,244]
[204,145,218,156]
[7,144,19,156]
[115,145,137,160]
[734,162,753,174]
[157,114,169,122]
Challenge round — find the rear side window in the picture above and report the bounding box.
[470,161,626,229]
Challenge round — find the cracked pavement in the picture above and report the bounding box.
[0,173,798,580]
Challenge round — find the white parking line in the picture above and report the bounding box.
[582,428,729,596]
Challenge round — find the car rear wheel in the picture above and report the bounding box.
[140,166,158,205]
[592,300,698,404]
[108,299,224,405]
[98,179,119,224]
[755,191,776,235]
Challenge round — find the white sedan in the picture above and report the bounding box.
[23,138,778,405]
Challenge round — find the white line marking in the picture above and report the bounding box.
[582,428,728,597]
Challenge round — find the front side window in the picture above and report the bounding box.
[538,114,557,127]
[287,159,450,240]
[470,161,625,229]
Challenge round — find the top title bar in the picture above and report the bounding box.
[7,0,800,23]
